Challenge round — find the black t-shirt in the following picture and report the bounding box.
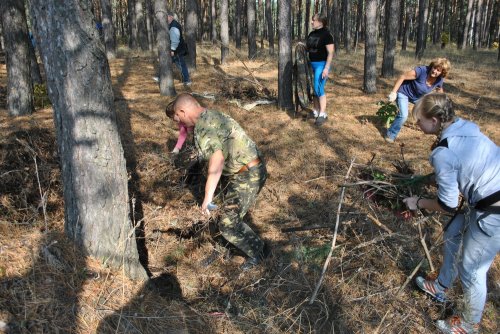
[306,28,334,62]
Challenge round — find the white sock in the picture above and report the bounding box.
[312,109,319,117]
[319,112,327,118]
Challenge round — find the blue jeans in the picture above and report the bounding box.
[386,92,418,140]
[437,209,500,324]
[173,54,191,84]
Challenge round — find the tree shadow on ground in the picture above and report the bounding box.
[96,271,215,333]
[0,231,86,333]
[114,57,152,276]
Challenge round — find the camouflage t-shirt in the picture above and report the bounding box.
[195,110,259,175]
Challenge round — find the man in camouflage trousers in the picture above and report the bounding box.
[166,93,267,269]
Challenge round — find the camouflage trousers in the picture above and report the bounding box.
[219,161,267,259]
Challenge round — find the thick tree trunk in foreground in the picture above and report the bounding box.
[278,0,293,110]
[363,0,378,93]
[154,0,176,96]
[415,0,429,59]
[1,0,34,116]
[29,0,148,280]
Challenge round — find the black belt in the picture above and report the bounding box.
[475,189,500,214]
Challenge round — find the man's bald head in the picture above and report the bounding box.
[168,93,205,127]
[173,93,200,112]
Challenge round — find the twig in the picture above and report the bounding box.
[304,175,336,183]
[420,237,435,272]
[396,229,444,295]
[281,223,333,233]
[366,213,393,234]
[374,309,391,334]
[309,158,355,305]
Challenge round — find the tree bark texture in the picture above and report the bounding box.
[235,0,242,48]
[473,0,484,49]
[100,0,117,59]
[364,0,378,93]
[415,0,429,59]
[266,0,275,53]
[128,0,138,48]
[185,0,198,69]
[154,0,176,96]
[28,34,43,85]
[135,0,149,50]
[221,0,230,63]
[211,0,217,42]
[461,0,475,48]
[278,0,293,110]
[382,0,400,77]
[343,0,351,52]
[305,0,311,36]
[1,0,34,116]
[247,0,257,58]
[331,0,341,53]
[29,0,148,280]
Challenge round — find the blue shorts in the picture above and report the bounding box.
[310,61,328,97]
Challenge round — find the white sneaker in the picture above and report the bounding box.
[152,77,159,82]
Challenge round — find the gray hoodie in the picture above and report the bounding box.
[430,118,500,225]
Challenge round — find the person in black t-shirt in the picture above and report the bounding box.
[305,14,334,126]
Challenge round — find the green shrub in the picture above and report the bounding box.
[376,101,398,128]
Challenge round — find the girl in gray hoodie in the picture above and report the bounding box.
[402,93,500,334]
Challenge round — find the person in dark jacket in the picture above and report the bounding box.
[167,11,191,86]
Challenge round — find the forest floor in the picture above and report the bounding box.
[0,42,499,334]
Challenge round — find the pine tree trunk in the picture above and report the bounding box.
[154,0,176,96]
[1,0,34,116]
[235,0,242,48]
[29,0,148,280]
[135,0,149,50]
[247,0,257,58]
[305,0,311,37]
[332,0,341,52]
[343,0,351,52]
[211,0,217,42]
[221,0,230,63]
[473,0,484,49]
[128,0,138,49]
[266,0,275,53]
[364,0,378,93]
[415,0,429,59]
[460,0,475,48]
[185,0,198,69]
[278,0,293,110]
[382,0,400,77]
[100,0,117,59]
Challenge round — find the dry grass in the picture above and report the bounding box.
[1,42,499,333]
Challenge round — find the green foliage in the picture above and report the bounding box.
[376,101,398,128]
[295,244,332,267]
[372,171,386,181]
[441,32,450,45]
[33,84,51,109]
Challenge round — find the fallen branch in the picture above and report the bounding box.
[309,158,355,305]
[420,237,435,272]
[366,213,393,234]
[281,224,333,233]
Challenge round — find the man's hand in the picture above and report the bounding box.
[201,198,212,215]
[403,196,419,211]
[388,92,397,102]
[170,51,175,57]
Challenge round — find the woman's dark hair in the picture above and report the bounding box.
[312,14,328,28]
[165,100,176,119]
